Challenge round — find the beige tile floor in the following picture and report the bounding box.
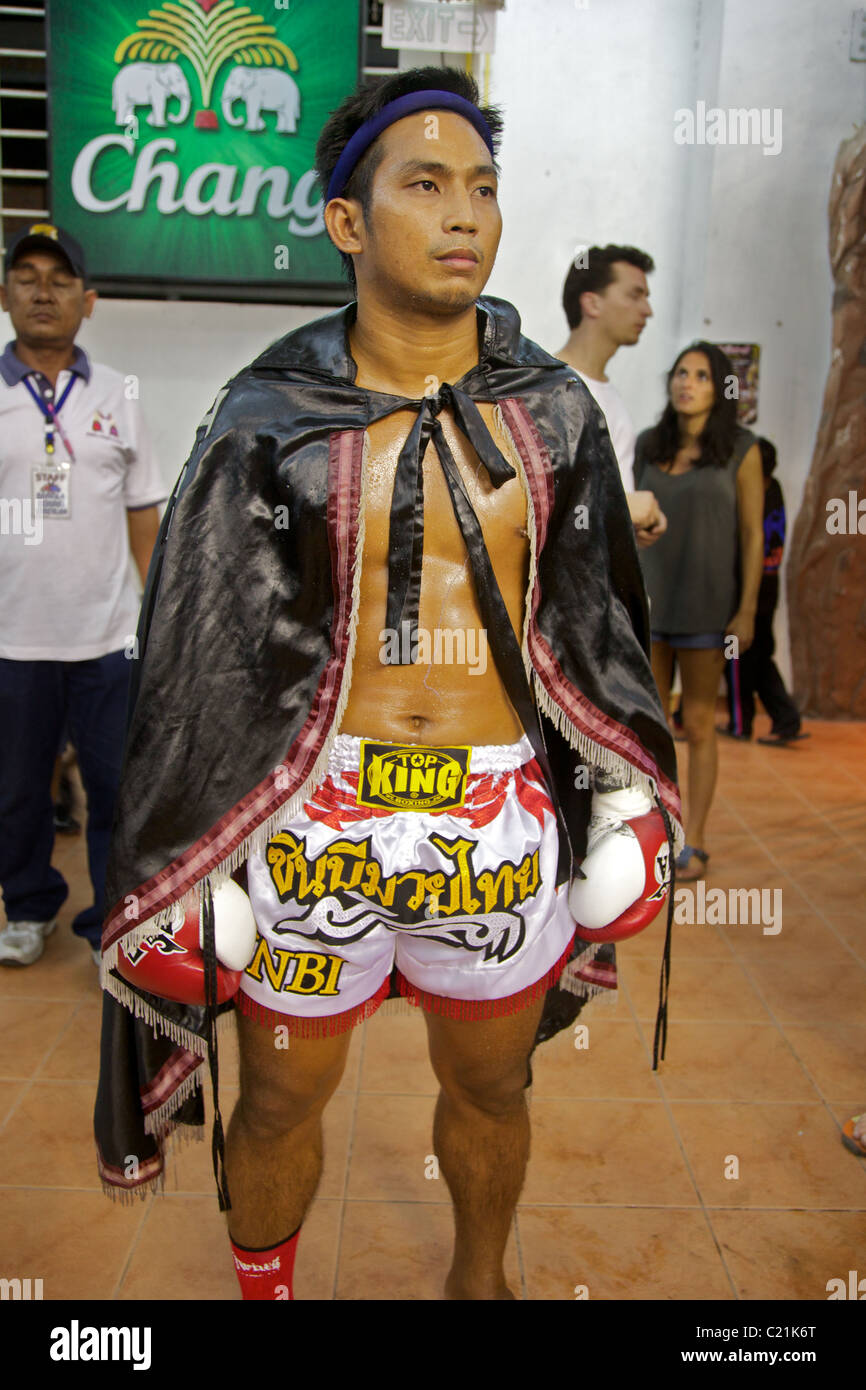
[1,715,864,1300]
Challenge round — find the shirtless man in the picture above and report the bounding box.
[97,67,680,1302]
[227,77,560,1305]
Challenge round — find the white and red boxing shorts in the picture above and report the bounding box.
[238,735,577,1035]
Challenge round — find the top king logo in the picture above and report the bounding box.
[50,0,359,283]
[357,743,472,812]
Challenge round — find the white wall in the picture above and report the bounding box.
[487,0,703,420]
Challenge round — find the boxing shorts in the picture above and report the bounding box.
[238,735,577,1034]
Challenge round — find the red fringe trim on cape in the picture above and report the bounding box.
[96,1140,165,1192]
[395,937,575,1021]
[235,972,392,1038]
[573,955,617,991]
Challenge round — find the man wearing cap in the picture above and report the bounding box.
[96,68,680,1300]
[0,223,165,967]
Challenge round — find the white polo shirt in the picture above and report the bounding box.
[0,341,165,661]
[574,370,637,492]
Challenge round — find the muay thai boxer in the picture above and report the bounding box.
[94,67,682,1302]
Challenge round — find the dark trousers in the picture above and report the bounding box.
[0,651,130,947]
[724,612,800,738]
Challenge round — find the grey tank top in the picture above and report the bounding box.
[634,425,756,634]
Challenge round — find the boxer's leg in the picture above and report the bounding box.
[424,995,545,1300]
[228,735,398,1282]
[226,1012,353,1250]
[391,739,572,1299]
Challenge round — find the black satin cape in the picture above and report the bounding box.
[94,296,681,1201]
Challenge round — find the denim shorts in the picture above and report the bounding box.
[651,631,726,650]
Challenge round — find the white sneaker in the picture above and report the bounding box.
[0,918,57,967]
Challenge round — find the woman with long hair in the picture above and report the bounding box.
[634,342,765,880]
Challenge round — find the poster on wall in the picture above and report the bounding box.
[715,342,760,425]
[46,0,360,301]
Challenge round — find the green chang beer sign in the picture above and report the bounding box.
[47,0,360,299]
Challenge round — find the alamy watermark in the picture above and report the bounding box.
[49,1321,152,1369]
[827,1269,866,1299]
[674,102,782,157]
[0,498,43,545]
[674,882,782,934]
[379,621,488,675]
[826,491,865,534]
[0,1276,43,1299]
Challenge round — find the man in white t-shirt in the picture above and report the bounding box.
[555,243,666,549]
[0,223,165,966]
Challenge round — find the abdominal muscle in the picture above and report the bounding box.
[339,404,530,748]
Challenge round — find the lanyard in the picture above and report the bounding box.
[23,373,77,462]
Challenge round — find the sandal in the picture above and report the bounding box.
[676,844,709,881]
[841,1114,866,1158]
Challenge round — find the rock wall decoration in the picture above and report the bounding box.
[787,126,866,718]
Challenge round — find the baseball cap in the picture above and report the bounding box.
[4,223,87,281]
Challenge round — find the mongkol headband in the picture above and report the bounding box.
[326,89,495,203]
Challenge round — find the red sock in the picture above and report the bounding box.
[230,1226,301,1301]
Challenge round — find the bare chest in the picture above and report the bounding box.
[361,403,528,563]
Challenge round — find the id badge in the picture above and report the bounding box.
[31,461,71,519]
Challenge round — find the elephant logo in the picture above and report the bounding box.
[221,66,300,134]
[112,0,299,132]
[112,62,191,128]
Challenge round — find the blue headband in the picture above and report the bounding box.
[326,89,495,203]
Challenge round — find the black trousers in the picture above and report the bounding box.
[724,611,800,738]
[0,651,130,946]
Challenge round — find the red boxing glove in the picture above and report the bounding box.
[116,879,258,1005]
[569,787,671,943]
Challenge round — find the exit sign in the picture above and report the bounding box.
[382,1,498,53]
